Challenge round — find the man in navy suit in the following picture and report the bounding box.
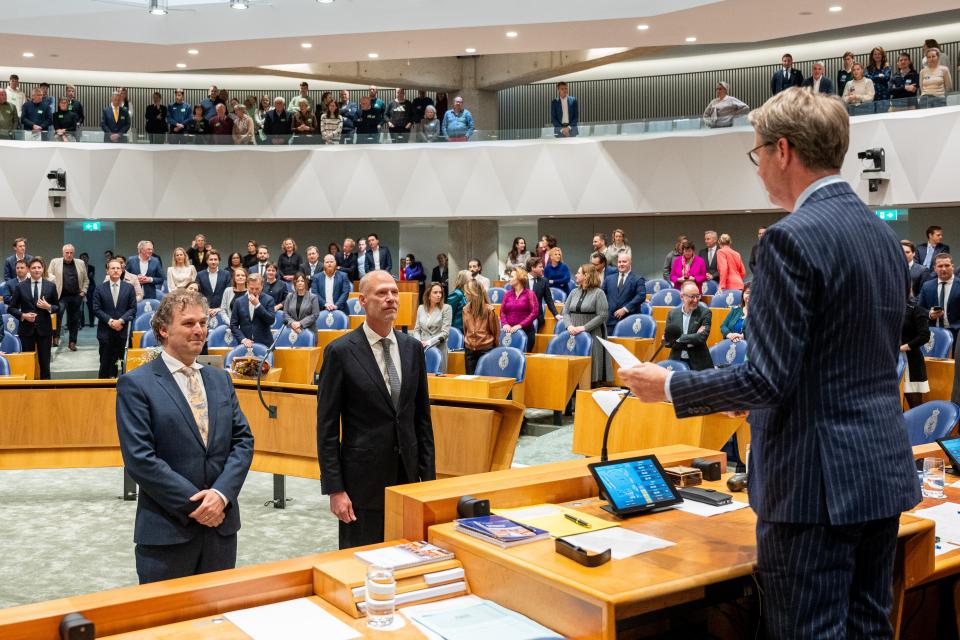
[620,88,919,638]
[770,53,804,95]
[311,254,352,314]
[229,273,276,347]
[116,289,254,584]
[901,240,932,298]
[364,233,393,275]
[600,253,646,334]
[127,240,165,300]
[2,258,28,304]
[801,62,835,94]
[8,257,60,379]
[550,81,579,138]
[92,258,137,378]
[247,245,271,276]
[101,91,131,143]
[4,236,30,282]
[918,254,960,348]
[590,252,617,280]
[915,225,950,270]
[197,250,231,314]
[336,238,358,281]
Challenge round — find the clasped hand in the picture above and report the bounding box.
[189,490,226,528]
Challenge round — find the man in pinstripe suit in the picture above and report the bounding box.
[620,88,920,638]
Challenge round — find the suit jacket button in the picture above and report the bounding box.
[393,446,399,453]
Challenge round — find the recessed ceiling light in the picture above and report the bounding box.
[828,5,843,11]
[465,47,477,54]
[176,63,187,68]
[368,52,379,58]
[505,31,518,38]
[685,36,697,43]
[317,0,335,3]
[187,48,199,55]
[636,24,649,31]
[301,42,313,49]
[148,0,168,15]
[22,52,34,58]
[230,0,249,9]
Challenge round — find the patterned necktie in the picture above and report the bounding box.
[181,367,209,446]
[379,337,401,409]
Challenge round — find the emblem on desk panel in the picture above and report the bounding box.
[664,291,673,305]
[925,334,935,354]
[498,350,509,370]
[924,409,940,437]
[325,313,335,327]
[632,317,641,334]
[503,333,512,346]
[566,335,576,351]
[725,343,737,364]
[725,292,734,306]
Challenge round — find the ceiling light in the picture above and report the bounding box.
[187,48,199,55]
[828,5,843,11]
[636,24,649,31]
[685,36,697,42]
[465,48,477,54]
[22,52,34,58]
[317,0,335,3]
[301,42,313,48]
[230,1,249,9]
[148,0,168,15]
[368,52,379,58]
[506,31,518,38]
[176,63,187,68]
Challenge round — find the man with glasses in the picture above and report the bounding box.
[662,281,712,370]
[620,87,919,638]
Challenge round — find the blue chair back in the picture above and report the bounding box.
[447,327,464,351]
[0,354,9,375]
[710,290,743,308]
[903,401,960,446]
[137,299,159,317]
[649,288,681,307]
[317,310,349,330]
[710,338,748,367]
[140,331,158,348]
[547,330,593,357]
[207,311,227,332]
[0,300,7,314]
[424,347,442,374]
[897,353,907,382]
[224,343,274,368]
[207,324,236,348]
[640,302,652,315]
[348,298,365,315]
[553,320,567,335]
[277,326,318,348]
[922,327,955,359]
[133,313,154,332]
[488,287,505,304]
[613,314,656,338]
[701,280,719,295]
[499,329,528,352]
[1,331,22,354]
[271,310,286,330]
[550,287,567,303]
[475,346,526,382]
[646,279,673,294]
[656,359,690,372]
[2,313,18,335]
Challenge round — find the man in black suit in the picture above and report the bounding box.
[600,253,647,335]
[186,234,207,272]
[748,226,766,274]
[918,254,960,347]
[301,246,323,281]
[2,258,28,304]
[916,225,950,271]
[662,281,713,370]
[801,62,835,94]
[197,250,231,316]
[364,233,393,275]
[317,270,435,549]
[336,238,358,281]
[92,258,137,378]
[526,256,560,331]
[770,53,803,94]
[8,257,60,379]
[901,240,931,298]
[699,230,719,281]
[3,236,30,282]
[229,273,276,348]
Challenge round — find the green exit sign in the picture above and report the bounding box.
[82,221,101,232]
[874,208,908,221]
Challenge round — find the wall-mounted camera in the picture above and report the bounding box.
[857,148,888,193]
[47,169,67,208]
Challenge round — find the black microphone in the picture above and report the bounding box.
[119,318,135,375]
[255,325,286,419]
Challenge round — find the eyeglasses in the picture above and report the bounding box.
[747,142,773,166]
[682,293,701,299]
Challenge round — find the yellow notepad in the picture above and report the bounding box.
[492,504,618,538]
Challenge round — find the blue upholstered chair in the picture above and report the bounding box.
[348,298,364,315]
[499,329,528,352]
[922,327,955,359]
[317,310,349,330]
[649,288,681,307]
[475,346,526,382]
[550,287,567,303]
[639,302,652,315]
[613,314,656,339]
[277,326,318,348]
[897,353,907,382]
[656,360,690,372]
[424,347,442,374]
[2,314,18,335]
[224,343,274,368]
[207,324,235,348]
[903,401,960,446]
[140,331,158,348]
[710,339,748,367]
[646,279,673,294]
[487,287,505,304]
[553,320,567,335]
[447,327,464,351]
[136,299,159,317]
[701,280,719,296]
[547,330,592,357]
[133,313,154,333]
[709,290,742,308]
[1,331,22,354]
[271,310,286,331]
[0,354,10,375]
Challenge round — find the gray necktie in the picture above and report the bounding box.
[112,282,119,306]
[379,337,401,409]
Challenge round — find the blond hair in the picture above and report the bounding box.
[749,87,848,171]
[579,263,601,289]
[464,279,489,318]
[512,267,529,289]
[718,233,732,246]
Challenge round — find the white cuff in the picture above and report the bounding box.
[663,371,674,403]
[212,488,229,507]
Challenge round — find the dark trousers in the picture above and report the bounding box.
[135,529,238,585]
[338,457,408,549]
[20,333,52,379]
[98,330,126,378]
[85,291,95,326]
[58,293,83,343]
[522,325,536,353]
[464,347,491,375]
[756,516,900,639]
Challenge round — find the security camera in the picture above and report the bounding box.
[47,168,67,207]
[857,148,888,193]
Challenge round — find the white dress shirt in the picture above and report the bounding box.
[324,273,336,305]
[206,269,219,294]
[560,97,570,125]
[362,322,402,391]
[373,250,381,270]
[139,258,150,281]
[938,277,954,328]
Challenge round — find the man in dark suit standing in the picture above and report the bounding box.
[699,230,719,281]
[801,62,835,94]
[2,258,28,304]
[229,273,275,348]
[116,289,254,584]
[311,255,352,314]
[92,258,137,378]
[620,88,919,637]
[197,250,231,316]
[901,240,932,298]
[600,253,646,335]
[526,256,559,331]
[662,282,713,370]
[550,81,579,138]
[127,240,165,300]
[770,53,804,94]
[918,254,960,347]
[336,238,358,281]
[187,234,207,272]
[364,234,393,276]
[8,257,60,379]
[4,236,30,282]
[101,91,131,143]
[748,226,766,274]
[916,225,950,270]
[317,270,435,549]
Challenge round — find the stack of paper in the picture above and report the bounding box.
[224,598,360,640]
[912,502,960,556]
[561,528,675,560]
[403,595,562,640]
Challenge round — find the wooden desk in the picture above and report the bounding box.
[429,395,524,477]
[925,358,953,401]
[572,391,747,458]
[2,352,36,379]
[272,347,321,385]
[523,354,591,412]
[427,374,514,400]
[131,331,144,348]
[349,292,417,328]
[608,337,660,384]
[447,351,465,375]
[314,329,350,373]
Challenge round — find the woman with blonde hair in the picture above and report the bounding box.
[565,263,609,384]
[462,279,499,375]
[543,246,571,293]
[278,237,303,281]
[716,233,746,292]
[447,269,471,332]
[166,246,197,290]
[414,282,453,372]
[605,228,631,264]
[219,267,248,321]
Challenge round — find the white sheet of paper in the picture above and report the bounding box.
[592,389,627,417]
[949,479,960,488]
[673,499,750,517]
[913,502,960,545]
[597,337,642,369]
[224,598,361,640]
[502,505,561,520]
[456,374,479,379]
[562,528,675,560]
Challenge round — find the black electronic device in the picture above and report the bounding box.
[677,486,733,506]
[933,306,944,313]
[588,454,683,518]
[59,613,94,640]
[726,473,749,492]
[555,537,611,567]
[691,458,722,481]
[457,495,491,519]
[936,436,960,474]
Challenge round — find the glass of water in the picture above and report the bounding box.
[365,565,396,627]
[923,457,946,499]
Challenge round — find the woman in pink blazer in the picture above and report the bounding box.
[716,233,746,291]
[670,240,707,291]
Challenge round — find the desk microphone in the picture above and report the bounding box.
[119,320,135,375]
[255,328,285,420]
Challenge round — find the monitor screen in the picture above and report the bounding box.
[938,436,960,469]
[589,455,682,514]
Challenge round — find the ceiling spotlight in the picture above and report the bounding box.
[22,52,34,58]
[317,0,335,3]
[828,5,843,11]
[230,0,249,9]
[465,47,477,54]
[368,52,379,58]
[506,31,518,38]
[636,24,649,31]
[301,42,313,48]
[148,0,168,15]
[176,63,187,68]
[187,48,199,55]
[685,36,697,42]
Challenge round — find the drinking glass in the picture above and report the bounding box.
[365,565,396,627]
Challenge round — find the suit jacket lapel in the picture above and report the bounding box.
[199,366,219,446]
[347,327,395,410]
[151,359,206,450]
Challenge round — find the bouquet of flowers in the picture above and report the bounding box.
[230,356,270,378]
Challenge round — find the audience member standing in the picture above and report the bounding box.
[52,97,80,142]
[916,225,949,269]
[241,241,258,269]
[551,81,579,137]
[431,254,449,296]
[356,238,369,279]
[601,253,646,335]
[336,238,358,281]
[0,89,18,138]
[670,241,707,291]
[127,241,165,300]
[21,88,52,138]
[866,47,892,111]
[198,250,230,315]
[167,89,191,143]
[526,256,560,331]
[413,282,453,371]
[187,234,207,271]
[919,254,960,346]
[901,296,930,409]
[842,63,876,111]
[364,234,393,275]
[356,96,381,143]
[716,234,746,292]
[663,281,713,370]
[167,247,197,290]
[505,237,531,274]
[144,91,168,144]
[312,254,351,314]
[500,267,539,352]
[47,244,89,351]
[749,227,765,273]
[606,229,631,263]
[415,105,442,142]
[544,247,571,293]
[919,48,953,109]
[890,52,920,109]
[319,100,343,145]
[9,257,59,379]
[263,97,292,144]
[301,246,323,281]
[699,231,720,281]
[93,258,136,378]
[467,259,490,291]
[447,270,470,333]
[703,81,750,128]
[404,254,426,299]
[283,273,320,334]
[801,62,834,94]
[111,256,144,302]
[4,237,30,281]
[462,279,499,375]
[101,91,130,143]
[291,100,318,144]
[232,104,255,145]
[337,89,359,144]
[662,235,687,281]
[565,263,609,384]
[229,273,275,348]
[901,241,931,298]
[208,103,234,144]
[186,105,211,143]
[442,96,474,141]
[262,265,287,311]
[220,268,247,322]
[837,51,856,96]
[5,74,26,116]
[278,238,304,282]
[770,53,803,94]
[386,88,414,142]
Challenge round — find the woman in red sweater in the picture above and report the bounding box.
[500,267,539,352]
[716,233,746,292]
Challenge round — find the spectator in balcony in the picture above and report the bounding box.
[167,89,191,143]
[544,247,571,294]
[64,84,85,126]
[434,92,449,120]
[837,51,856,96]
[217,88,229,108]
[263,96,292,144]
[716,233,746,292]
[144,91,168,144]
[890,52,920,110]
[21,88,52,138]
[919,48,953,109]
[703,81,750,128]
[670,240,707,291]
[865,47,892,112]
[368,85,385,113]
[802,62,834,94]
[411,90,434,125]
[289,81,313,114]
[101,91,130,143]
[842,63,875,112]
[922,39,952,73]
[0,89,17,139]
[291,99,318,144]
[116,86,133,124]
[551,81,579,137]
[243,95,257,113]
[356,96,381,144]
[52,96,80,142]
[227,98,240,122]
[442,96,474,141]
[186,104,211,143]
[208,103,234,144]
[278,238,304,282]
[337,89,359,144]
[386,88,414,143]
[38,83,54,118]
[5,74,25,117]
[320,91,334,114]
[320,100,343,145]
[771,53,803,95]
[232,104,255,145]
[254,95,270,143]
